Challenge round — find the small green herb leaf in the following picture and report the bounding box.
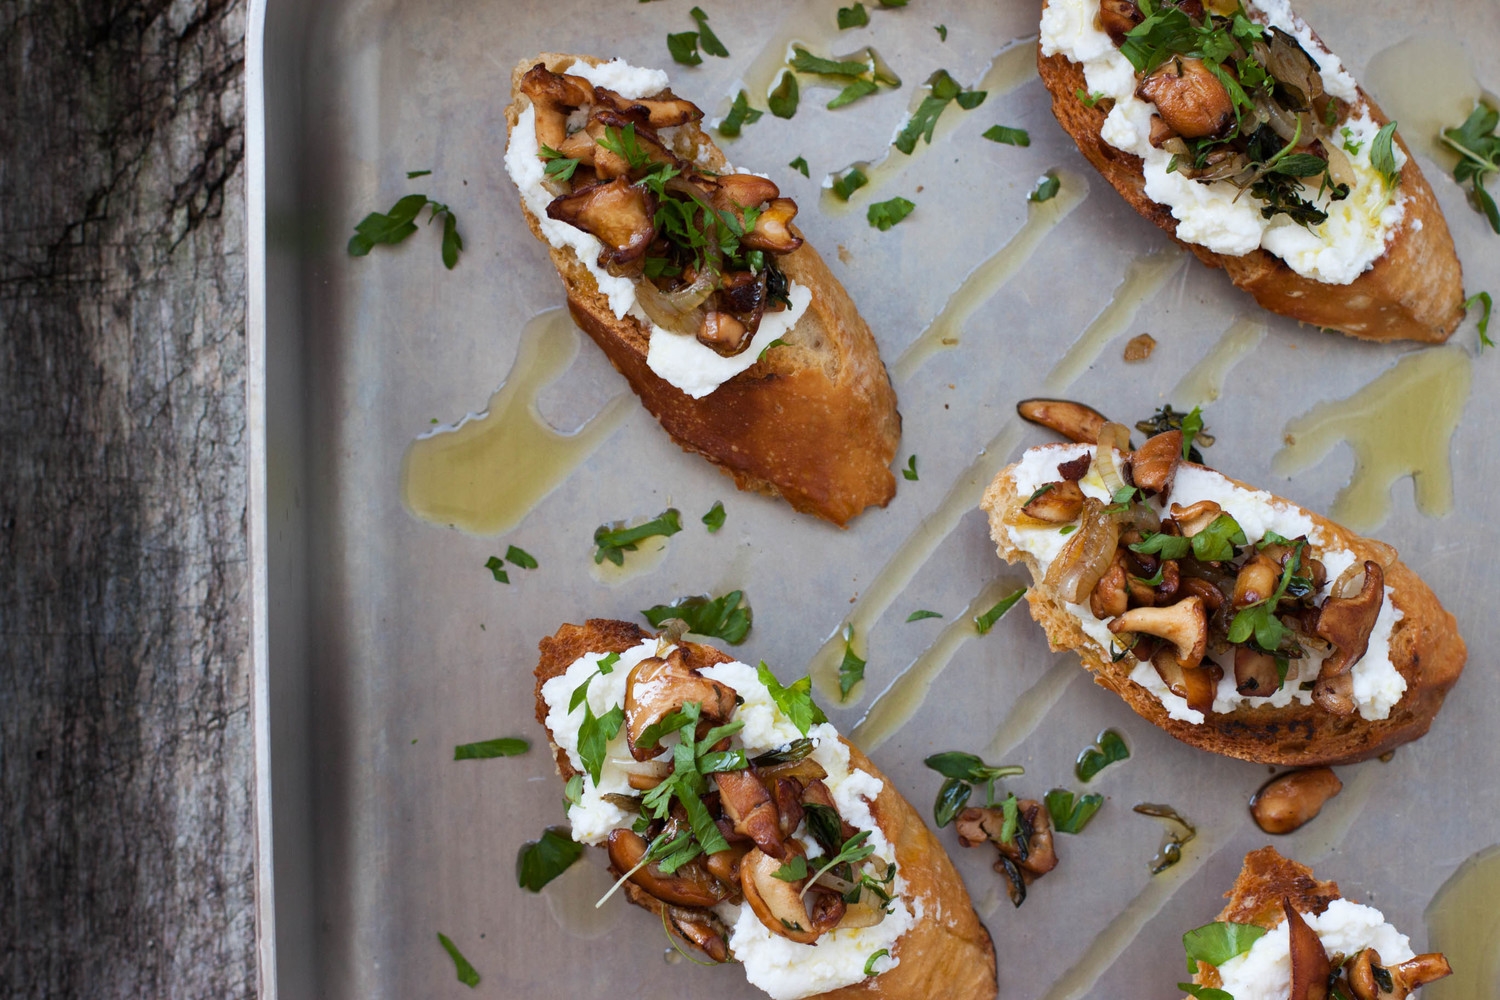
[453,738,529,760]
[983,125,1031,146]
[348,193,427,255]
[690,7,728,57]
[789,156,810,177]
[933,776,972,827]
[769,70,800,119]
[865,948,891,975]
[868,196,916,231]
[1044,788,1104,833]
[667,31,702,66]
[437,933,481,987]
[758,662,828,736]
[1179,984,1234,1000]
[1076,88,1107,108]
[837,625,867,699]
[829,78,879,109]
[923,751,1024,784]
[906,609,943,622]
[407,169,432,178]
[718,90,763,137]
[1370,121,1401,190]
[1466,291,1494,350]
[517,827,585,892]
[789,46,872,77]
[1029,172,1061,202]
[641,590,753,644]
[975,588,1027,635]
[505,545,538,569]
[484,555,509,583]
[893,69,985,154]
[701,500,727,532]
[832,168,870,201]
[773,855,809,882]
[564,774,584,806]
[1179,406,1205,460]
[1075,729,1129,781]
[838,3,869,29]
[902,454,919,480]
[1182,921,1268,969]
[593,508,682,565]
[935,24,948,41]
[577,702,625,785]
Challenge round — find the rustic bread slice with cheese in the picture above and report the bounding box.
[1186,848,1451,998]
[982,436,1465,766]
[505,54,901,527]
[1038,0,1465,343]
[533,620,997,1000]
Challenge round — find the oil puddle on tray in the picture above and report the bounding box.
[542,852,623,940]
[1272,346,1472,532]
[1364,38,1495,164]
[1423,843,1500,1000]
[402,309,631,536]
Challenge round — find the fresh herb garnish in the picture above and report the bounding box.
[924,752,1025,826]
[906,609,943,622]
[1076,88,1107,108]
[773,855,809,882]
[902,454,920,480]
[516,826,585,891]
[1179,985,1234,1000]
[505,545,538,569]
[769,70,800,119]
[865,948,891,975]
[838,3,869,28]
[690,6,728,57]
[1179,406,1205,460]
[837,624,867,699]
[538,144,581,181]
[1441,103,1500,233]
[1368,120,1401,191]
[894,69,988,154]
[935,24,948,41]
[1130,512,1247,563]
[667,31,702,66]
[759,662,828,735]
[1182,921,1268,971]
[407,169,432,178]
[437,932,481,987]
[1136,404,1211,461]
[641,590,753,644]
[576,701,625,785]
[1045,788,1104,833]
[1029,172,1061,202]
[1227,538,1306,654]
[832,168,870,201]
[869,196,916,230]
[1466,290,1494,350]
[454,737,529,760]
[718,90,763,137]
[788,45,899,109]
[701,500,727,532]
[789,156,810,177]
[593,508,682,565]
[789,46,874,78]
[1059,524,1077,535]
[757,337,787,361]
[484,555,509,583]
[975,587,1027,635]
[1075,729,1129,781]
[348,193,463,269]
[802,830,877,900]
[983,125,1031,146]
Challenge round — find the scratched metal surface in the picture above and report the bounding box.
[259,0,1500,996]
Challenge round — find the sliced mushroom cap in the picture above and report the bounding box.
[836,892,888,929]
[623,647,737,760]
[1098,0,1145,44]
[1313,670,1356,716]
[773,778,805,839]
[1090,554,1131,620]
[1250,767,1342,834]
[709,173,781,214]
[715,769,788,859]
[808,890,847,933]
[666,905,731,963]
[520,64,595,149]
[741,197,804,254]
[1137,58,1235,139]
[740,846,820,944]
[546,178,659,272]
[955,802,1057,876]
[1316,561,1385,677]
[1283,898,1332,1000]
[1023,480,1088,524]
[1232,554,1283,609]
[585,108,680,180]
[716,269,769,338]
[1234,645,1282,696]
[607,828,733,908]
[593,85,705,128]
[1170,499,1225,538]
[701,841,753,889]
[697,311,752,357]
[1109,596,1208,669]
[1016,398,1109,444]
[1148,114,1178,148]
[1130,430,1183,497]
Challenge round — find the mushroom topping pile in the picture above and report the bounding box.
[521,64,803,356]
[1014,422,1389,717]
[591,646,898,961]
[1098,0,1391,228]
[1279,902,1453,1000]
[955,800,1059,907]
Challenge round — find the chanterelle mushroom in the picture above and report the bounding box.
[1316,560,1384,676]
[592,85,704,128]
[623,647,736,760]
[715,769,788,859]
[519,63,594,150]
[1348,948,1453,1000]
[546,178,659,272]
[1129,430,1183,498]
[607,828,733,908]
[1136,57,1235,139]
[1109,596,1208,670]
[740,846,821,944]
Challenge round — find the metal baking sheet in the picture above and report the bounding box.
[251,0,1500,996]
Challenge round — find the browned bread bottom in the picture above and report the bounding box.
[533,620,997,1000]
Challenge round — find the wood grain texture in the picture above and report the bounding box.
[0,1,255,997]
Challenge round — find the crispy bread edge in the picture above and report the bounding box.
[980,444,1467,765]
[1035,9,1465,344]
[505,54,901,527]
[532,620,998,1000]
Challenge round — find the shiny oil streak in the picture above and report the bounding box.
[401,309,631,536]
[894,173,1088,381]
[542,853,622,939]
[1364,39,1497,163]
[1272,346,1472,531]
[1170,317,1268,407]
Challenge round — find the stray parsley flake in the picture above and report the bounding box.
[1076,88,1107,108]
[832,168,869,201]
[894,69,987,154]
[868,196,915,231]
[759,662,828,735]
[406,169,431,178]
[701,500,726,532]
[484,555,509,584]
[667,31,702,66]
[769,70,800,119]
[906,609,943,622]
[902,454,919,480]
[453,738,529,760]
[718,90,763,137]
[865,948,891,975]
[773,855,809,882]
[983,125,1030,146]
[1370,121,1401,190]
[935,24,948,41]
[925,751,1024,826]
[1467,291,1495,350]
[1029,172,1061,202]
[641,590,753,644]
[789,156,810,177]
[690,6,728,57]
[1044,788,1104,833]
[1441,103,1500,233]
[437,933,481,987]
[837,3,869,29]
[516,826,585,892]
[1075,729,1129,781]
[348,193,463,269]
[593,508,682,565]
[975,588,1027,635]
[505,545,538,569]
[837,624,866,699]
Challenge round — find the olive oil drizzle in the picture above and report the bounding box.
[541,852,622,940]
[1364,38,1499,164]
[851,577,1029,750]
[1044,251,1187,392]
[1422,844,1500,1000]
[818,39,1041,214]
[401,309,632,536]
[1271,346,1472,531]
[893,173,1089,381]
[1169,316,1268,407]
[981,660,1079,760]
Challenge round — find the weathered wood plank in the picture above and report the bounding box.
[0,1,256,996]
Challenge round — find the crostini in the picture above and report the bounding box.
[980,406,1465,765]
[504,55,901,526]
[533,619,997,1000]
[1037,0,1464,343]
[1182,847,1451,999]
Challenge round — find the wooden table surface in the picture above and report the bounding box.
[1,2,257,996]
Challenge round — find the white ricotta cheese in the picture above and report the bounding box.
[1005,443,1406,723]
[1039,0,1405,282]
[502,59,812,399]
[1215,899,1417,1000]
[538,642,915,1000]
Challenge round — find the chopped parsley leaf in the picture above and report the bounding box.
[667,31,702,66]
[516,826,585,892]
[406,169,431,178]
[983,125,1031,146]
[789,156,810,177]
[1370,121,1401,190]
[832,168,869,201]
[975,588,1027,634]
[436,932,481,987]
[1182,921,1268,971]
[935,24,948,41]
[1045,787,1104,833]
[768,70,800,119]
[837,3,869,29]
[641,590,753,644]
[1029,172,1061,202]
[690,6,728,57]
[1466,291,1494,349]
[758,662,828,735]
[593,508,682,565]
[1075,729,1130,781]
[484,555,509,583]
[453,737,529,760]
[865,948,891,975]
[347,193,463,269]
[902,454,919,480]
[906,609,943,622]
[837,624,867,699]
[505,545,538,569]
[701,500,727,532]
[894,69,987,154]
[718,90,763,137]
[868,196,915,230]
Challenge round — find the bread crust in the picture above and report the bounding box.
[507,54,901,527]
[533,620,998,1000]
[1037,2,1465,344]
[981,444,1467,765]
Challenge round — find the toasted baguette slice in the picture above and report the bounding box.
[1188,848,1450,996]
[982,442,1465,765]
[533,620,997,1000]
[505,54,901,527]
[1038,0,1464,343]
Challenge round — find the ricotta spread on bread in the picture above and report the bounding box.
[540,639,916,1000]
[503,58,811,399]
[1040,0,1406,284]
[1005,443,1405,724]
[1215,899,1416,1000]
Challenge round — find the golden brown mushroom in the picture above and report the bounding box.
[1109,596,1208,669]
[709,173,781,215]
[715,770,788,859]
[1016,398,1109,444]
[1170,499,1225,538]
[1098,0,1144,43]
[546,178,659,272]
[954,801,1058,876]
[607,829,734,908]
[1250,767,1342,834]
[622,647,736,760]
[519,63,594,150]
[1316,561,1385,676]
[1313,670,1356,716]
[1284,898,1332,1000]
[1348,950,1454,999]
[740,846,820,944]
[620,881,731,963]
[1090,555,1131,620]
[1023,480,1087,524]
[1130,430,1183,497]
[1232,554,1283,609]
[1234,646,1282,696]
[1136,58,1235,139]
[742,197,804,254]
[593,85,705,128]
[697,311,752,357]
